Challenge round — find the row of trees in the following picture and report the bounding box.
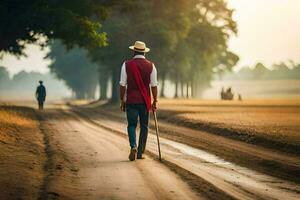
[46,41,99,99]
[0,0,111,56]
[221,62,300,80]
[48,0,239,101]
[0,0,239,101]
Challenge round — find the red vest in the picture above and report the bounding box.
[126,58,153,104]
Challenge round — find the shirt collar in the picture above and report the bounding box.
[133,55,145,59]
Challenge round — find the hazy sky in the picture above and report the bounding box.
[1,0,300,75]
[228,0,300,68]
[0,45,51,76]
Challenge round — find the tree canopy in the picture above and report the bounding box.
[0,0,112,56]
[88,0,239,100]
[1,0,240,100]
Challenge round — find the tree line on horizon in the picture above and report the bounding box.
[13,1,297,101]
[220,62,300,80]
[0,0,239,101]
[46,41,99,99]
[10,1,296,101]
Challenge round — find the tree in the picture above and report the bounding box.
[89,0,197,101]
[0,0,112,56]
[292,65,300,79]
[253,63,269,79]
[174,0,238,98]
[90,11,134,102]
[0,66,10,91]
[47,40,98,99]
[89,0,238,101]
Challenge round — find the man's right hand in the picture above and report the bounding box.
[152,100,157,111]
[120,100,126,112]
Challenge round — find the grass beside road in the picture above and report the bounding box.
[71,98,300,146]
[72,98,300,183]
[0,106,45,200]
[77,98,300,182]
[158,99,300,154]
[85,98,300,154]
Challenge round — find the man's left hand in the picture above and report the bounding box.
[120,100,126,112]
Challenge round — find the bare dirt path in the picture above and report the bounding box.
[75,106,300,183]
[2,101,299,200]
[38,107,202,200]
[70,106,300,200]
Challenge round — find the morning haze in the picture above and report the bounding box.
[0,1,300,200]
[228,0,300,69]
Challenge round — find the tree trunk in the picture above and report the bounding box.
[186,82,189,98]
[100,77,108,100]
[75,90,85,99]
[193,80,198,98]
[180,81,184,98]
[87,90,95,99]
[87,83,96,99]
[174,74,178,98]
[99,72,108,100]
[110,68,119,103]
[160,72,166,98]
[191,80,194,98]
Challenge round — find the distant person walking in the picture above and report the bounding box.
[36,80,46,110]
[119,41,158,161]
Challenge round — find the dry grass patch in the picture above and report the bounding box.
[157,99,300,151]
[0,106,46,200]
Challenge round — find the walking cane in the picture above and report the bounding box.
[152,110,162,161]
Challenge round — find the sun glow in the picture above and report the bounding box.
[227,0,300,68]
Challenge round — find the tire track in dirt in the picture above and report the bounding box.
[158,110,300,155]
[37,106,203,200]
[36,109,83,199]
[71,108,234,200]
[74,106,300,183]
[36,112,54,200]
[70,106,300,200]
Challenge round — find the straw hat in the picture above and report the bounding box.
[129,41,150,53]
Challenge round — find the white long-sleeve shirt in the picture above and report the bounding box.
[119,55,158,87]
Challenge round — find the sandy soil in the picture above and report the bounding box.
[76,100,300,183]
[1,100,300,200]
[92,99,300,154]
[158,99,300,150]
[36,108,203,200]
[0,106,46,200]
[70,104,300,200]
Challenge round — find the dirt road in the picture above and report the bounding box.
[70,105,300,200]
[38,107,202,200]
[2,102,299,200]
[74,103,300,183]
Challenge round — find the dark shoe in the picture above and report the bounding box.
[137,154,145,159]
[129,147,137,161]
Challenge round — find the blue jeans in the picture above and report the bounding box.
[126,104,149,156]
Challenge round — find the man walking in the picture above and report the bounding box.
[36,80,46,110]
[119,41,158,161]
